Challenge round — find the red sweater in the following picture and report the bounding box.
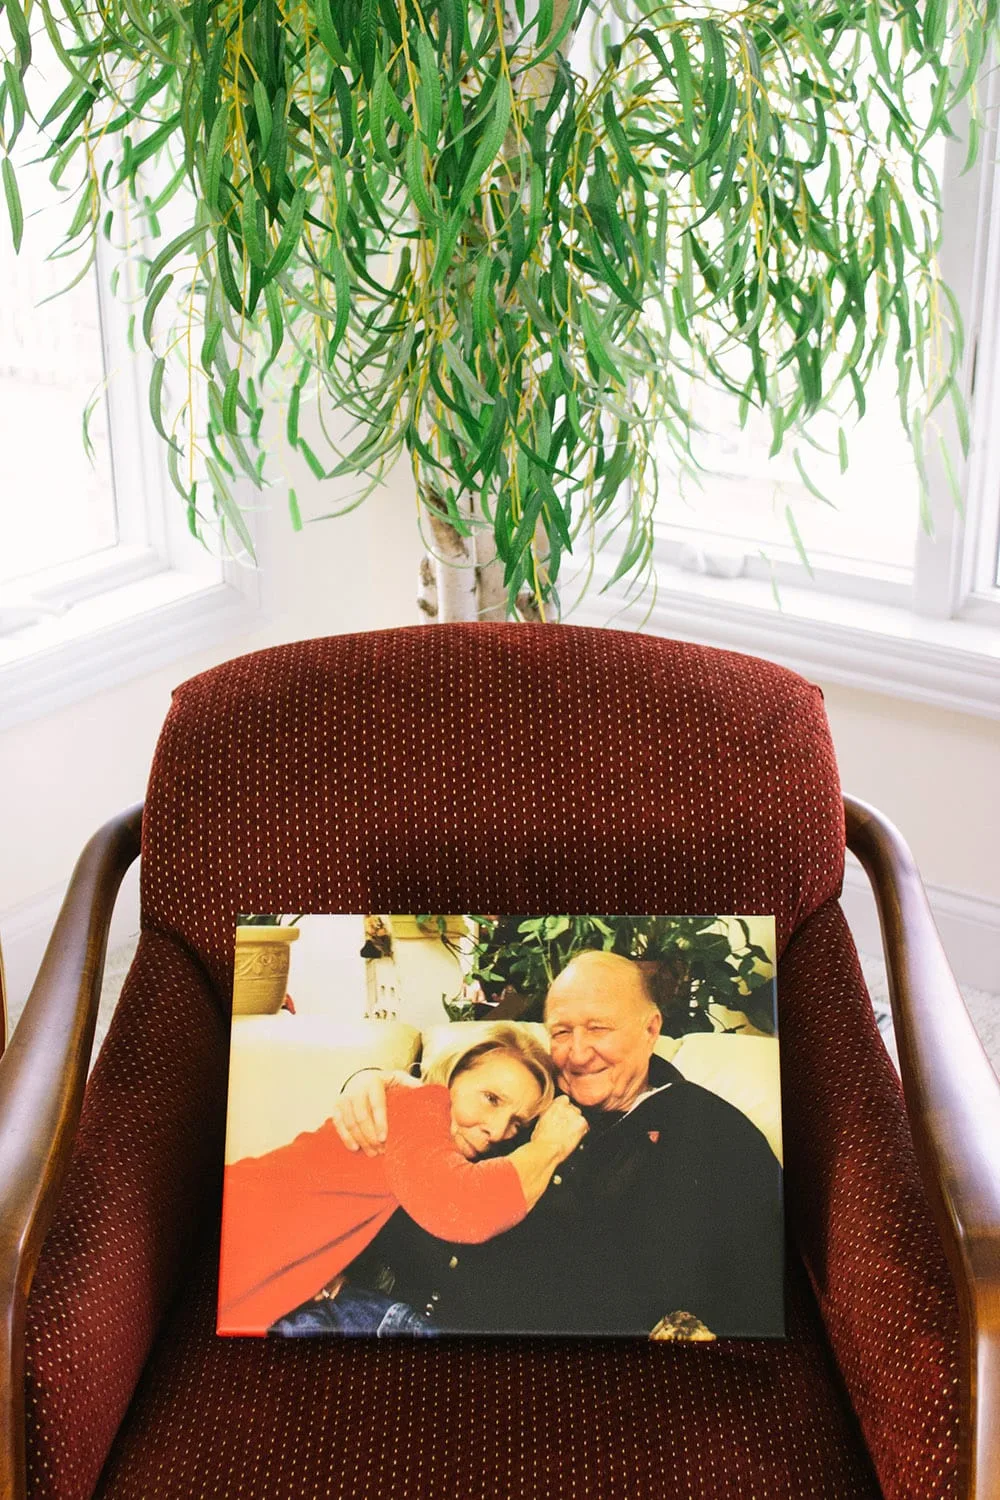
[217,1084,527,1334]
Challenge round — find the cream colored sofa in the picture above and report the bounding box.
[225,1017,782,1165]
[224,1016,423,1163]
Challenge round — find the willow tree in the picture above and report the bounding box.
[1,0,995,620]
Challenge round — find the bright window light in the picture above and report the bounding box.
[655,46,948,589]
[0,31,118,587]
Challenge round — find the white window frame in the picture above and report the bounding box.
[572,42,1000,720]
[0,146,263,731]
[912,50,1000,629]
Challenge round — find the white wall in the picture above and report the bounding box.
[822,681,1000,991]
[822,682,1000,901]
[278,916,468,1031]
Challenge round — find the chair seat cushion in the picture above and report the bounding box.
[94,1232,879,1500]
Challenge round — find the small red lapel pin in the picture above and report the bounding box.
[647,1130,660,1144]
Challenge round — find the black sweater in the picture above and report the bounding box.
[358,1054,785,1338]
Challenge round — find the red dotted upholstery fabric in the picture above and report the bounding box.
[139,623,846,1005]
[22,623,960,1499]
[780,899,961,1497]
[92,1238,879,1499]
[24,931,228,1499]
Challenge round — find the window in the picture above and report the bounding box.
[650,47,999,614]
[655,346,926,605]
[0,176,117,587]
[572,32,1000,718]
[0,31,258,727]
[0,26,125,619]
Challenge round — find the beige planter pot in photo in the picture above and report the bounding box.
[233,925,300,1016]
[388,914,472,943]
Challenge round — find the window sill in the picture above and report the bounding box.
[568,557,1000,720]
[0,563,262,731]
[0,544,167,621]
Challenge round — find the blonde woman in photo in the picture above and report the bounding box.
[218,1024,587,1337]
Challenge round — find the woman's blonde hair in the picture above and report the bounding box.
[423,1023,556,1118]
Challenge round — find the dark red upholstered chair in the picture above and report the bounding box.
[2,624,999,1500]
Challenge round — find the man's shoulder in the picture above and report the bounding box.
[626,1076,779,1205]
[648,1051,683,1088]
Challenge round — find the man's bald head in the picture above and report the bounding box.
[545,950,658,1020]
[544,950,662,1113]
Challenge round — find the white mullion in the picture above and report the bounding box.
[960,71,1000,605]
[102,127,231,582]
[93,183,154,554]
[912,52,999,618]
[90,102,182,566]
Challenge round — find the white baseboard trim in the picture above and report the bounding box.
[842,855,1000,994]
[1,862,140,1037]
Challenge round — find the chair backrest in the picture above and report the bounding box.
[141,623,844,1010]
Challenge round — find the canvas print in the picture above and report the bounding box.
[218,914,783,1341]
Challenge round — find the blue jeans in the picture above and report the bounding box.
[269,1284,436,1338]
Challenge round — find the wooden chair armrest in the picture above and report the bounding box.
[0,804,142,1500]
[844,793,1000,1499]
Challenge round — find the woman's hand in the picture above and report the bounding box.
[529,1095,589,1162]
[330,1069,418,1156]
[506,1097,589,1210]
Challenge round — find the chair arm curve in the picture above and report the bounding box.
[844,793,1000,1499]
[0,802,142,1500]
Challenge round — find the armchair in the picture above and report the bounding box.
[2,623,998,1499]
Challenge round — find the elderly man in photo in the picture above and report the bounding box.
[332,950,784,1339]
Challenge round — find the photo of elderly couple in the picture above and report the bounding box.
[218,914,784,1341]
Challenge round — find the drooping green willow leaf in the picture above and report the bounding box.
[142,273,173,349]
[149,355,168,438]
[2,0,994,616]
[2,155,23,251]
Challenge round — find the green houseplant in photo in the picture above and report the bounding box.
[1,0,995,618]
[464,913,776,1033]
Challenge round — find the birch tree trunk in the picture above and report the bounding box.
[418,0,578,624]
[416,519,513,623]
[414,486,477,622]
